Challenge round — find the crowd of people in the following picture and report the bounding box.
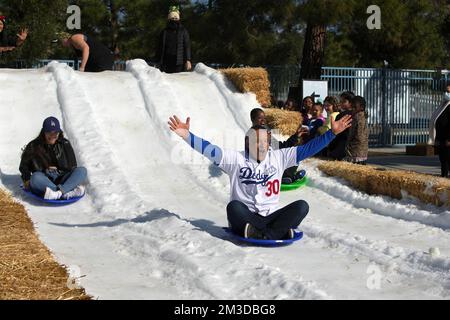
[276,91,369,166]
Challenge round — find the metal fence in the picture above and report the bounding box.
[267,65,448,146]
[14,59,127,71]
[8,60,449,146]
[321,67,449,146]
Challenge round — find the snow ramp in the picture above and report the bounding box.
[0,60,450,299]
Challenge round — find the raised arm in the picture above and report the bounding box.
[168,115,223,165]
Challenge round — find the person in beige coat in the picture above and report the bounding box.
[344,96,369,165]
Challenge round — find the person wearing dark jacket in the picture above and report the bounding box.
[155,7,192,74]
[429,90,450,178]
[19,117,87,200]
[60,33,114,72]
[0,15,28,56]
[327,91,355,160]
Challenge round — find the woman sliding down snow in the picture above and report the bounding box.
[19,117,87,200]
[168,114,352,240]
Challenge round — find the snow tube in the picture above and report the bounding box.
[280,176,308,192]
[223,227,303,246]
[281,170,307,192]
[21,186,85,205]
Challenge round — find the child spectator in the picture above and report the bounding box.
[344,96,369,165]
[301,102,325,145]
[283,98,296,111]
[300,96,314,123]
[318,96,340,135]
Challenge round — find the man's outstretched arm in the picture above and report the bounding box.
[168,115,223,165]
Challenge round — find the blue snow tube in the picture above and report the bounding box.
[223,227,303,246]
[21,186,85,205]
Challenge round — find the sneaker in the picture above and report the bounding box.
[44,187,62,200]
[282,177,293,185]
[286,228,295,239]
[244,223,266,239]
[62,185,85,200]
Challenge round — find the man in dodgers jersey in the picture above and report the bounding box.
[168,114,352,240]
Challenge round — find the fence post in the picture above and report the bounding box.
[381,66,389,146]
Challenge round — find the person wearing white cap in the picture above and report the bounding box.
[155,6,192,73]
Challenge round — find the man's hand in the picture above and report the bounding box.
[23,180,30,190]
[79,66,85,72]
[0,46,15,52]
[446,140,450,147]
[17,28,28,42]
[185,61,192,71]
[331,114,352,135]
[168,115,190,140]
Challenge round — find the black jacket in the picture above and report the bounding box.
[156,22,191,68]
[19,136,77,182]
[436,104,450,143]
[327,110,352,160]
[0,30,16,47]
[276,134,299,149]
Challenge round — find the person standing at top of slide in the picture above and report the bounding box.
[155,6,192,73]
[60,33,114,72]
[168,114,352,240]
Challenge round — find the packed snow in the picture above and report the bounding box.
[0,60,449,300]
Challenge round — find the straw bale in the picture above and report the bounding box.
[318,160,450,207]
[0,188,90,300]
[220,67,271,107]
[264,108,303,136]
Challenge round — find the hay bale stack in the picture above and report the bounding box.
[220,67,271,107]
[264,108,303,136]
[0,188,90,300]
[318,161,450,207]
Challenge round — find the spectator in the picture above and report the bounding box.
[318,96,340,135]
[60,33,114,72]
[428,85,450,177]
[327,91,355,160]
[276,100,284,109]
[300,96,314,123]
[283,98,296,111]
[344,96,369,165]
[0,15,28,56]
[302,102,325,145]
[155,6,192,74]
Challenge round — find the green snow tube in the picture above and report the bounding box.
[280,176,308,192]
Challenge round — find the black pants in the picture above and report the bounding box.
[226,200,309,240]
[438,145,450,177]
